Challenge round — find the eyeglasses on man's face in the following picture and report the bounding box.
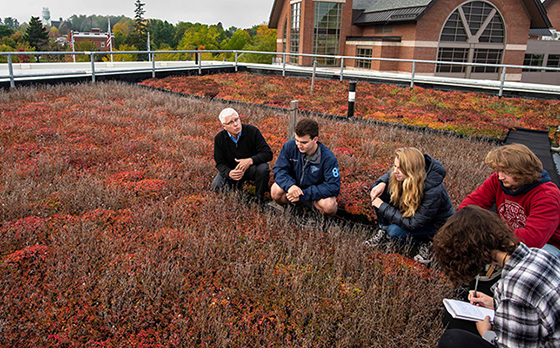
[223,117,240,126]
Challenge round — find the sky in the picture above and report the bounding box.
[1,0,274,29]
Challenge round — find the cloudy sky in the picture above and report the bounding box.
[1,0,274,29]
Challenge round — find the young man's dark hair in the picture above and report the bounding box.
[295,118,319,139]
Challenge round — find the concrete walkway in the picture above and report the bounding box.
[1,60,560,98]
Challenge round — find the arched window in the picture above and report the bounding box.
[436,1,505,79]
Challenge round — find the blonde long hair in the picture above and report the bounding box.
[389,147,426,217]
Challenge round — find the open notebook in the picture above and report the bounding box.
[443,299,495,322]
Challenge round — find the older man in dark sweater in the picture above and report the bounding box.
[212,108,273,202]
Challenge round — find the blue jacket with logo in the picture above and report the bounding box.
[273,139,341,202]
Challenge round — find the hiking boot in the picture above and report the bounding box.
[364,228,388,247]
[413,243,433,266]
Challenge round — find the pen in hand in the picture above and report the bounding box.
[474,274,479,297]
[472,274,480,304]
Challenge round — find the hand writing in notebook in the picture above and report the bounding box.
[468,290,494,309]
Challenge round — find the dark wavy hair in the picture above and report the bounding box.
[432,205,518,284]
[295,118,319,139]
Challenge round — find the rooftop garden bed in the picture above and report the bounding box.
[140,72,560,145]
[0,81,497,346]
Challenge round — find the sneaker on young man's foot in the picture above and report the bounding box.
[364,228,388,247]
[413,243,433,266]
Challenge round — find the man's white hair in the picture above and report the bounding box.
[219,108,239,124]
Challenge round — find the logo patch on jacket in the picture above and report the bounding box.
[310,166,319,173]
[332,167,339,178]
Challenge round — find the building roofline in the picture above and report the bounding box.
[269,0,282,28]
[268,0,552,29]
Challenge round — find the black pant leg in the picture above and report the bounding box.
[438,329,494,348]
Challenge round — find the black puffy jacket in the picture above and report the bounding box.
[374,155,454,232]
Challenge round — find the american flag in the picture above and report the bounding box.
[106,19,112,51]
[68,31,74,51]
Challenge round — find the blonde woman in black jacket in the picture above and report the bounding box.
[367,147,454,259]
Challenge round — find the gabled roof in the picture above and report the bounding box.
[353,0,432,25]
[269,0,552,28]
[353,0,432,13]
[268,0,283,28]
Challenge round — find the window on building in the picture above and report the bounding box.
[436,1,505,78]
[546,54,560,69]
[282,17,287,53]
[472,49,502,73]
[437,48,468,73]
[523,54,544,72]
[375,25,393,34]
[356,48,372,69]
[290,2,301,64]
[313,1,342,66]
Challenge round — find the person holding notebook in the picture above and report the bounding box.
[433,205,560,348]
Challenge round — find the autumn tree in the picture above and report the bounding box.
[177,24,225,52]
[174,22,194,47]
[240,24,277,64]
[113,18,135,49]
[223,29,251,51]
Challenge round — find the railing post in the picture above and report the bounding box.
[340,57,344,82]
[499,66,507,98]
[151,53,156,78]
[235,51,238,72]
[410,61,416,89]
[348,81,356,117]
[288,100,298,139]
[311,59,317,93]
[198,51,202,75]
[90,52,96,82]
[282,53,286,77]
[8,54,15,89]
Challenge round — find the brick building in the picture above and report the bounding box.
[269,0,553,82]
[71,28,113,51]
[521,0,560,85]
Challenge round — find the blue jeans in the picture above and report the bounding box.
[386,223,435,245]
[542,243,560,258]
[375,190,435,244]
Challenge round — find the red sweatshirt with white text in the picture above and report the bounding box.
[460,172,560,249]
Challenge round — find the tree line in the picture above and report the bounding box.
[0,0,276,63]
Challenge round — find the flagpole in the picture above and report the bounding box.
[107,18,113,62]
[70,30,76,63]
[147,32,151,62]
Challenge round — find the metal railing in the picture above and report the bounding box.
[1,49,560,96]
